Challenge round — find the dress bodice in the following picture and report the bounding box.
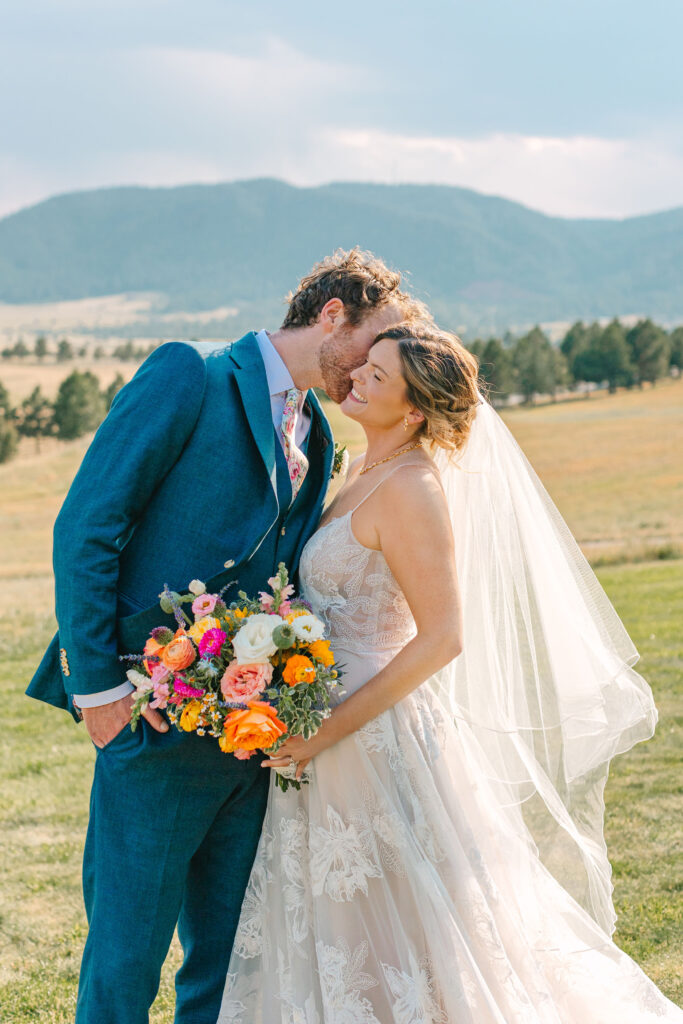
[299,461,434,656]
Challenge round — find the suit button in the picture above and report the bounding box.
[281,526,286,536]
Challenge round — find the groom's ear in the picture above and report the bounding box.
[319,298,345,331]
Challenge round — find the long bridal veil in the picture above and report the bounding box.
[431,396,658,937]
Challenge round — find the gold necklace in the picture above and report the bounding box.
[359,440,423,475]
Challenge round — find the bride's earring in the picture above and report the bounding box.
[403,417,409,431]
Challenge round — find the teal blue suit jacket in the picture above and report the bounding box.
[27,333,334,716]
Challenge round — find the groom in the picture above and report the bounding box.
[27,248,425,1024]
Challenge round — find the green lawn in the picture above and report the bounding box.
[1,381,682,1019]
[1,560,681,1020]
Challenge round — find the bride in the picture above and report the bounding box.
[218,323,682,1022]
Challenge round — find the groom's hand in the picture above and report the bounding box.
[81,693,169,748]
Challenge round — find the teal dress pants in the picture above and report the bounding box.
[75,717,269,1024]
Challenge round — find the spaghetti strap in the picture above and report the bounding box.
[349,459,435,514]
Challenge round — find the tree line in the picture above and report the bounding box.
[0,371,126,463]
[468,318,682,404]
[1,337,159,362]
[1,317,681,464]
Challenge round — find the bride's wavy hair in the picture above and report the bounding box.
[374,323,483,453]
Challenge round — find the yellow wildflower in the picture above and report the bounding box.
[179,700,202,732]
[188,616,221,644]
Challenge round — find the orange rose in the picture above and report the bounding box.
[221,701,287,753]
[282,654,316,686]
[161,629,196,671]
[308,639,335,667]
[143,635,165,673]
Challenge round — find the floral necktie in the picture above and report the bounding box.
[280,387,309,501]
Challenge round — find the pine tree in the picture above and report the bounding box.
[626,320,671,385]
[573,320,634,392]
[513,327,556,404]
[16,386,55,452]
[480,337,516,404]
[0,411,18,463]
[53,371,106,440]
[103,373,126,408]
[56,338,74,362]
[668,326,683,371]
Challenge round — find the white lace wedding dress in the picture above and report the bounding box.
[218,465,682,1023]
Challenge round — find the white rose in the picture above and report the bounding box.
[291,614,325,642]
[232,613,284,664]
[188,579,206,595]
[126,669,153,693]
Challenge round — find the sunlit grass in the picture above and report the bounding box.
[1,374,681,1018]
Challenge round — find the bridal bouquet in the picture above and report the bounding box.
[122,563,342,790]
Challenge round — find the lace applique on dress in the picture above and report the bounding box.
[316,938,380,1024]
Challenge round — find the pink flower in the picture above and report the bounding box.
[150,682,170,709]
[259,592,275,611]
[198,627,227,659]
[149,663,171,686]
[192,593,218,617]
[281,584,295,601]
[278,601,292,617]
[220,661,273,703]
[173,679,206,699]
[233,748,255,760]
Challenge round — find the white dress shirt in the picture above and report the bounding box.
[74,331,309,709]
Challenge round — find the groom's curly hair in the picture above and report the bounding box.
[282,247,428,328]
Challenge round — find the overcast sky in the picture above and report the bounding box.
[2,0,682,220]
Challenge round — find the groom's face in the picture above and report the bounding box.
[318,302,404,404]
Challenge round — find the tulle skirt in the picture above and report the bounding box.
[218,646,682,1023]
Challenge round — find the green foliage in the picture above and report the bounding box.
[34,335,48,360]
[513,327,563,403]
[53,370,106,440]
[667,326,683,370]
[470,337,516,404]
[16,386,55,451]
[102,372,126,409]
[56,338,74,362]
[627,320,671,385]
[2,338,30,359]
[468,317,678,404]
[0,380,13,419]
[573,319,635,392]
[112,341,158,362]
[0,409,18,462]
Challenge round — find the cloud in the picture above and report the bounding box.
[302,129,683,219]
[3,128,682,222]
[1,35,682,221]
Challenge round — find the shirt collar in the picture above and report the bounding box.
[255,329,297,397]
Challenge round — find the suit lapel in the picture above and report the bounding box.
[229,333,278,503]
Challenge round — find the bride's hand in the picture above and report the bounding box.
[261,720,334,780]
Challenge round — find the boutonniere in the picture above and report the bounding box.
[331,442,349,480]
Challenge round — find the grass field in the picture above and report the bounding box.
[1,376,681,1020]
[0,357,141,401]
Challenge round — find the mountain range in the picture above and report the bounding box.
[1,179,682,336]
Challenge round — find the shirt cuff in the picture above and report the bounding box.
[72,682,134,708]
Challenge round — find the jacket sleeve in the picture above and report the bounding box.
[53,342,207,697]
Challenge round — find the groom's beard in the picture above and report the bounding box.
[318,325,362,405]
